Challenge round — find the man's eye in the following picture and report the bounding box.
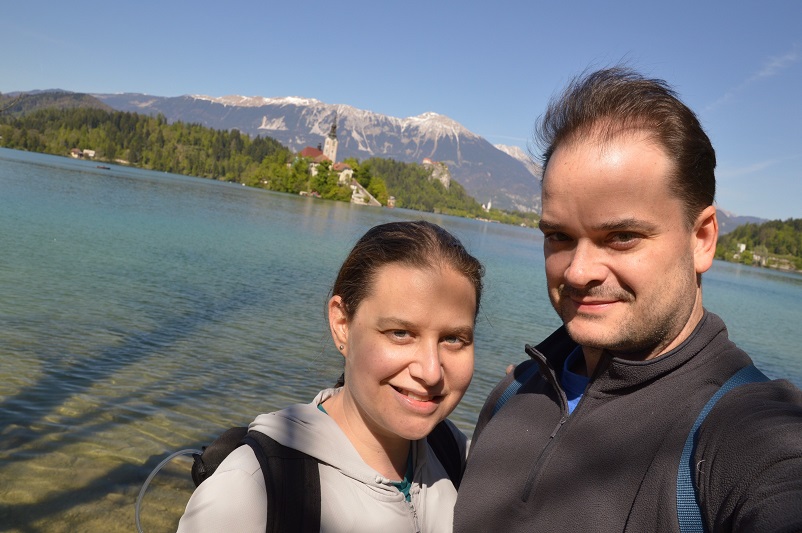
[613,232,637,242]
[609,232,642,248]
[391,330,409,339]
[544,232,571,242]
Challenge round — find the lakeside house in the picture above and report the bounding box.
[70,148,96,159]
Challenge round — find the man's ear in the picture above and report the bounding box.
[693,205,718,274]
[328,295,349,356]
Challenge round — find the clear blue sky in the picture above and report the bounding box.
[2,0,800,220]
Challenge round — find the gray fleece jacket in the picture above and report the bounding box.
[455,311,802,532]
[177,388,467,533]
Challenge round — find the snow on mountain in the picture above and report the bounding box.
[494,144,541,178]
[95,92,542,212]
[404,112,479,140]
[191,94,323,108]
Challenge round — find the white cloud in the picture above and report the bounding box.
[707,45,800,111]
[751,48,800,81]
[718,154,801,179]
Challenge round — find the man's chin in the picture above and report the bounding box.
[563,319,614,349]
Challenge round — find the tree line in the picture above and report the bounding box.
[0,99,537,227]
[716,218,802,271]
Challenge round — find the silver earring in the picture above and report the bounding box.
[339,345,344,350]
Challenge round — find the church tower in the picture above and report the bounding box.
[323,112,339,163]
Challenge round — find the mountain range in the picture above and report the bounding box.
[6,89,765,231]
[93,93,542,212]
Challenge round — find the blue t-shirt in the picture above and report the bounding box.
[389,453,414,502]
[561,346,590,414]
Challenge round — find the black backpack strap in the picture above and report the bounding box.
[243,430,321,533]
[427,420,463,489]
[191,426,250,487]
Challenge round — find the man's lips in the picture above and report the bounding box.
[566,297,622,315]
[570,297,618,306]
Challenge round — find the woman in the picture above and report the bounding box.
[177,220,484,532]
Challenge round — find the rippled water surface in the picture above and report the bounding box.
[1,148,800,531]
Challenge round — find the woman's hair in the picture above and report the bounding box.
[332,220,484,319]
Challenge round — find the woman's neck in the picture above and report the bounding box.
[322,392,411,479]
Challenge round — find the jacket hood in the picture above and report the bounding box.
[248,388,409,497]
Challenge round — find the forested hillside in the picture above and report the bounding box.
[0,101,537,226]
[716,218,802,271]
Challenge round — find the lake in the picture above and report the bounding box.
[1,148,800,532]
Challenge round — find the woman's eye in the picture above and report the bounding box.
[442,334,471,348]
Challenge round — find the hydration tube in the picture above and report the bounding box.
[135,448,202,533]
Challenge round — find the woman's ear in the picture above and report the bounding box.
[328,295,349,356]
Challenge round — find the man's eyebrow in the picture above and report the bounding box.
[538,219,560,232]
[538,218,659,233]
[594,218,659,233]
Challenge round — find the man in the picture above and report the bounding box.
[454,68,802,532]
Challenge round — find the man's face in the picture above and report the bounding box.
[540,131,707,360]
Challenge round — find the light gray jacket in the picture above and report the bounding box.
[177,388,467,532]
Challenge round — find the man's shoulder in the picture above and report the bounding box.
[694,378,802,529]
[699,377,802,454]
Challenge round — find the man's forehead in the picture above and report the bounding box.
[543,133,673,189]
[546,125,667,167]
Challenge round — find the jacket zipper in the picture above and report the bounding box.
[408,500,421,533]
[519,344,571,502]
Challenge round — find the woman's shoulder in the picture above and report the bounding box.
[214,444,264,481]
[176,446,266,533]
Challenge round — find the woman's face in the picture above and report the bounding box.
[329,262,476,444]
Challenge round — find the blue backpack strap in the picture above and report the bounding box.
[492,359,540,416]
[676,364,769,532]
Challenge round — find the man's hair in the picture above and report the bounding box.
[536,67,716,227]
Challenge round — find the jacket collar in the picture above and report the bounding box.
[529,311,742,394]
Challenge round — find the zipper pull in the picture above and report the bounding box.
[550,416,567,438]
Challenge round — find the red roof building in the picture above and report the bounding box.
[299,146,325,159]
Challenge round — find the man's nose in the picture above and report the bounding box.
[563,240,607,288]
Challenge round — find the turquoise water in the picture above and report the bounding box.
[1,148,800,531]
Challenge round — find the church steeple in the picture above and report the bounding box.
[323,112,339,163]
[328,111,338,139]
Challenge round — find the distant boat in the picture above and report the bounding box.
[96,165,111,170]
